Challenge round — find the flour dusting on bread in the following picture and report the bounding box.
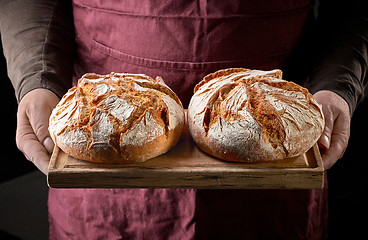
[188,68,324,162]
[49,72,184,163]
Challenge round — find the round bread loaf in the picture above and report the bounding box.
[188,68,324,162]
[49,72,185,163]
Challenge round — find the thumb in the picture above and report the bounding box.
[315,92,335,151]
[43,137,54,154]
[318,113,333,150]
[25,91,58,153]
[28,110,54,153]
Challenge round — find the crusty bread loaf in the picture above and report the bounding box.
[49,72,185,163]
[188,68,324,162]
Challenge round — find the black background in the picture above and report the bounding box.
[0,41,36,183]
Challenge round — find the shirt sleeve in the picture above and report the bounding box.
[308,0,368,116]
[0,0,74,102]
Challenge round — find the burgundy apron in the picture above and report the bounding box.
[49,0,328,239]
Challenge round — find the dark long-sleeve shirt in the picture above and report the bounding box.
[0,0,74,102]
[0,0,367,115]
[308,0,368,115]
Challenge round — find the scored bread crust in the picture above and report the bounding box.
[49,72,185,163]
[188,68,324,162]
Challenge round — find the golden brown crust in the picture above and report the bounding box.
[188,68,324,162]
[49,72,185,163]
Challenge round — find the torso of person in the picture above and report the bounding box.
[48,1,327,239]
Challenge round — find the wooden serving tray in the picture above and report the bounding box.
[48,122,324,189]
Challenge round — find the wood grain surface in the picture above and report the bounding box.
[48,121,324,189]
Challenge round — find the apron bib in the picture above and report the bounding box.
[71,0,313,107]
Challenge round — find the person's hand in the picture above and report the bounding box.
[16,89,60,174]
[313,90,351,169]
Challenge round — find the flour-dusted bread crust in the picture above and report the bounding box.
[49,72,185,163]
[188,68,324,162]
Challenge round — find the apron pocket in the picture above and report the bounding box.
[91,39,289,73]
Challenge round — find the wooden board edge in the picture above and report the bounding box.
[48,165,324,189]
[48,145,325,189]
[49,146,59,169]
[47,146,60,187]
[313,144,325,188]
[312,144,324,169]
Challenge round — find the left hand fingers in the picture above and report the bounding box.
[313,90,350,169]
[320,112,350,169]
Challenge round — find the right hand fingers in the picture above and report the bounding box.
[16,121,50,174]
[16,89,60,174]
